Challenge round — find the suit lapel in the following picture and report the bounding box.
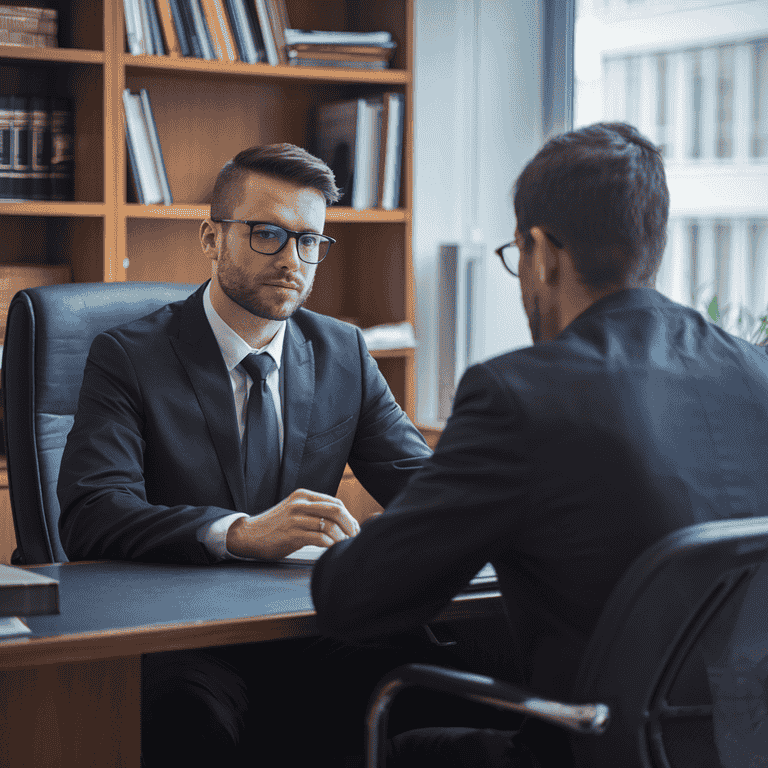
[279,318,314,499]
[168,284,247,513]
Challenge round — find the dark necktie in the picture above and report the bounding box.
[240,353,280,514]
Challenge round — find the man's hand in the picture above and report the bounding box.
[226,489,361,560]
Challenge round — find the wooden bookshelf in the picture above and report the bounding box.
[0,0,416,556]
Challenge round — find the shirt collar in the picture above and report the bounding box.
[203,281,286,372]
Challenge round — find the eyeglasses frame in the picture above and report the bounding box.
[211,219,336,264]
[495,231,564,277]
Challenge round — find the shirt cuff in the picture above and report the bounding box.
[197,513,251,561]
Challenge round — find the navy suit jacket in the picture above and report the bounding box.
[313,288,768,698]
[58,282,431,564]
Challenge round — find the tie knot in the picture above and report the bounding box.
[241,353,276,383]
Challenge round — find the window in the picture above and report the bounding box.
[575,0,768,339]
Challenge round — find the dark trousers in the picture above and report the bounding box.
[141,620,540,767]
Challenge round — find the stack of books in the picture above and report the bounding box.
[0,95,73,202]
[315,93,405,211]
[122,89,173,205]
[121,0,292,65]
[0,4,57,49]
[285,29,396,70]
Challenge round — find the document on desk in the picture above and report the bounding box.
[282,546,498,588]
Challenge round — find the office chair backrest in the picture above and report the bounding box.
[1,282,200,564]
[568,516,768,768]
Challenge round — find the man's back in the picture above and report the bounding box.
[312,287,768,700]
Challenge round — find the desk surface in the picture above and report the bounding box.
[0,561,501,670]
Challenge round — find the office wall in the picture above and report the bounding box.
[412,0,546,426]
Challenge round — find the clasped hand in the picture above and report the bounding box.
[225,488,361,560]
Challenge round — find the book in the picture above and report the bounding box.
[0,12,57,35]
[223,0,261,63]
[137,0,154,54]
[0,28,56,47]
[178,0,203,57]
[154,0,182,57]
[378,92,404,210]
[49,96,74,201]
[187,0,215,59]
[125,122,144,203]
[122,89,163,204]
[284,29,392,46]
[122,0,144,54]
[251,0,277,65]
[28,96,49,200]
[0,96,13,200]
[168,0,192,56]
[199,0,238,61]
[0,6,57,20]
[139,88,172,204]
[145,0,166,55]
[367,97,383,208]
[263,0,287,64]
[10,95,29,201]
[0,563,59,616]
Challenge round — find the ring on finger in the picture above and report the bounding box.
[319,517,325,532]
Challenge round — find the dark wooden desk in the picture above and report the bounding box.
[0,560,501,767]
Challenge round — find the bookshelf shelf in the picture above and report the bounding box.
[0,47,105,65]
[370,348,415,359]
[121,54,410,84]
[0,203,106,217]
[123,204,409,223]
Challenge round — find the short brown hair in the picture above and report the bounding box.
[210,143,341,219]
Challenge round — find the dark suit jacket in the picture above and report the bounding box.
[312,288,768,699]
[58,282,431,564]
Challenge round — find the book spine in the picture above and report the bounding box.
[0,14,57,35]
[211,0,238,61]
[367,98,383,209]
[29,96,49,200]
[154,0,182,56]
[139,89,173,205]
[124,112,144,203]
[199,0,235,61]
[0,583,58,616]
[187,0,214,59]
[0,28,56,47]
[0,6,57,19]
[263,0,286,65]
[0,96,13,200]
[49,96,74,201]
[146,0,166,55]
[123,0,143,54]
[382,93,404,210]
[222,0,248,62]
[238,0,264,61]
[167,0,191,56]
[251,0,277,66]
[178,1,202,58]
[352,98,369,210]
[122,89,163,204]
[11,96,30,201]
[137,0,154,54]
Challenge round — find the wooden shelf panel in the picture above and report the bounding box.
[123,205,408,223]
[0,47,104,65]
[120,54,410,85]
[370,347,414,359]
[0,203,105,218]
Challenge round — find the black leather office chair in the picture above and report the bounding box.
[1,281,199,564]
[366,517,768,767]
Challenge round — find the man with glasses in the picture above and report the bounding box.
[57,143,433,766]
[312,122,768,766]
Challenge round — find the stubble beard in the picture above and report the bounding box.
[216,256,314,321]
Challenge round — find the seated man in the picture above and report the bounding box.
[312,122,768,767]
[57,143,432,766]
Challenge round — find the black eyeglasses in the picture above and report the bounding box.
[495,232,564,277]
[211,220,336,264]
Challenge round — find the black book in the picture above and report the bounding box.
[29,96,50,200]
[0,96,12,200]
[11,96,30,201]
[146,0,166,55]
[167,0,191,56]
[223,0,263,63]
[178,0,203,57]
[0,563,59,617]
[49,96,74,201]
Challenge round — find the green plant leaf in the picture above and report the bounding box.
[707,296,720,323]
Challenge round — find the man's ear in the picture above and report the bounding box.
[200,219,219,261]
[529,226,560,285]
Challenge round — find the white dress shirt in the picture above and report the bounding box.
[196,282,287,561]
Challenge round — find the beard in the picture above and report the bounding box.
[529,294,542,344]
[216,252,314,321]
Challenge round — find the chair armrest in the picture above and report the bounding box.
[365,663,610,768]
